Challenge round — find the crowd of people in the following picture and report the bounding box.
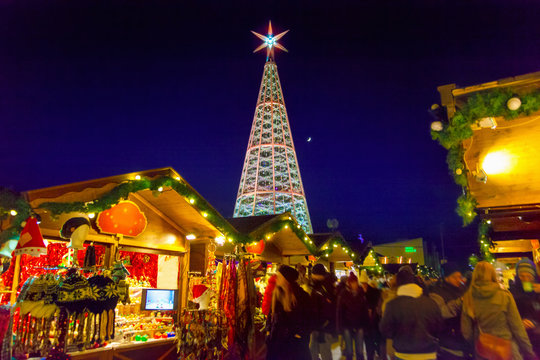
[262,259,540,360]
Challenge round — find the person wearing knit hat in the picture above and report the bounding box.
[267,264,313,360]
[510,258,540,356]
[308,263,335,360]
[428,261,469,359]
[337,272,368,360]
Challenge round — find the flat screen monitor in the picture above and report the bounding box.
[141,289,178,311]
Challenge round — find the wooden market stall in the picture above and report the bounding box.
[436,71,540,266]
[309,233,355,275]
[0,167,236,360]
[223,213,314,264]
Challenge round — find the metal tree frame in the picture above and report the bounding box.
[233,53,313,233]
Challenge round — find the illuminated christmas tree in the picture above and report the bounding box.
[233,22,313,233]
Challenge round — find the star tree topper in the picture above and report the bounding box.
[251,21,289,61]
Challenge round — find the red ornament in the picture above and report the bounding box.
[246,240,265,254]
[14,217,46,257]
[96,201,147,237]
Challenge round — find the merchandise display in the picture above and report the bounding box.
[114,286,176,343]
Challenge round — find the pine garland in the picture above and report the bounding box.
[0,177,360,263]
[432,88,540,225]
[477,220,494,262]
[431,87,540,260]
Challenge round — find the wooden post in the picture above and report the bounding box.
[9,255,21,304]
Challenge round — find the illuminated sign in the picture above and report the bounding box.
[405,247,417,253]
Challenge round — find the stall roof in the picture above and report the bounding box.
[225,213,314,258]
[308,232,355,262]
[23,167,230,251]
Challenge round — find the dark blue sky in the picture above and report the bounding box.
[1,0,539,261]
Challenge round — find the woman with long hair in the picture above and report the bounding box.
[461,261,536,360]
[266,265,313,360]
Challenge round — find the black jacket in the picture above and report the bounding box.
[336,288,369,331]
[310,276,337,334]
[380,285,443,354]
[428,280,468,351]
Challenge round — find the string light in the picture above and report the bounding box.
[135,175,141,180]
[88,213,95,219]
[202,212,208,218]
[215,236,225,246]
[186,234,196,240]
[189,198,195,204]
[10,210,17,216]
[227,237,233,243]
[175,177,180,181]
[158,186,163,192]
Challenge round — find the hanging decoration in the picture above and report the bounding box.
[14,217,46,257]
[246,240,265,254]
[96,201,147,237]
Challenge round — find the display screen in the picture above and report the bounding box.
[142,289,178,311]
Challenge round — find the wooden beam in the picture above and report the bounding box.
[131,193,188,235]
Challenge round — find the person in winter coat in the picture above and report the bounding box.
[510,258,540,356]
[380,269,443,360]
[266,265,314,360]
[461,261,536,360]
[428,262,470,359]
[359,270,384,360]
[381,274,398,359]
[308,264,336,360]
[337,272,369,360]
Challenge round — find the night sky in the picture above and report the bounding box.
[2,0,540,261]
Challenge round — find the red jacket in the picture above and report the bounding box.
[262,274,277,316]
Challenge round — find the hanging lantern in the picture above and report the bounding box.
[14,217,47,257]
[246,240,265,254]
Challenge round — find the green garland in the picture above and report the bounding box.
[431,88,540,225]
[431,88,540,261]
[0,176,363,262]
[478,220,494,262]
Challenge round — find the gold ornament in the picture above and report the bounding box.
[507,97,521,111]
